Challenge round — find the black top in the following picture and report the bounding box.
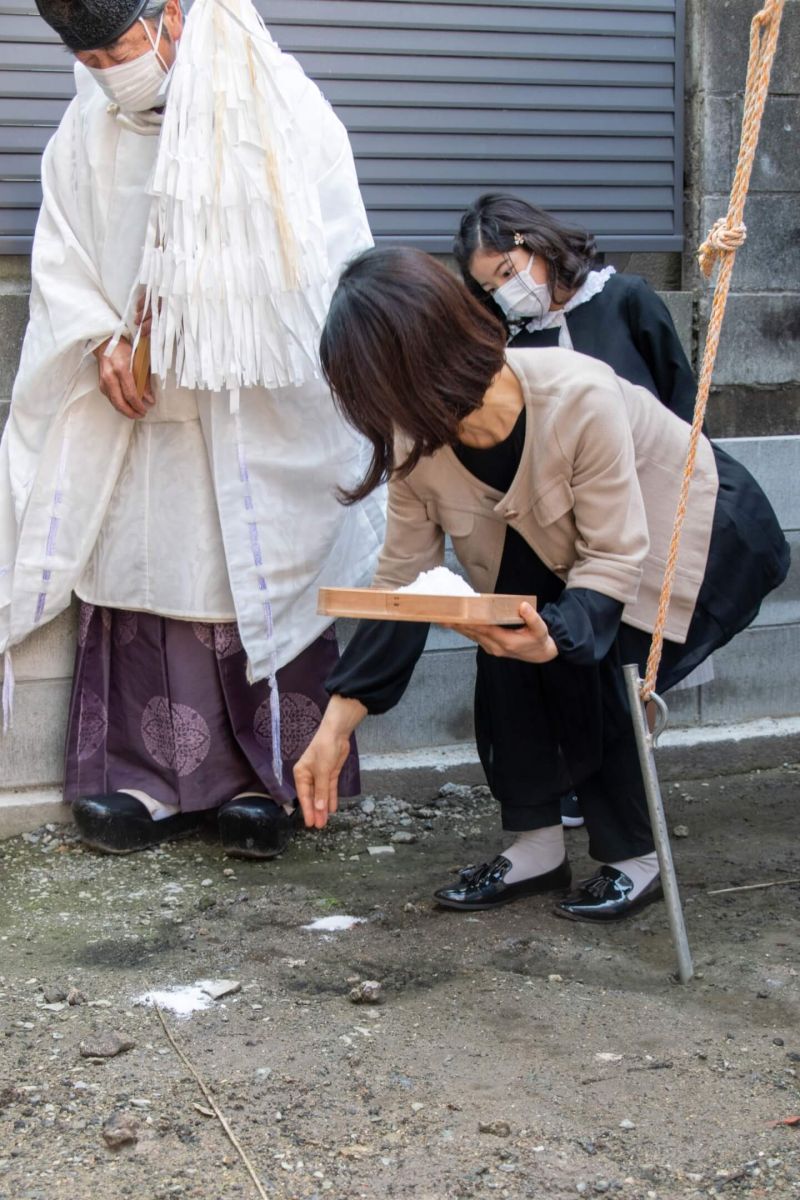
[327,408,622,714]
[509,272,697,424]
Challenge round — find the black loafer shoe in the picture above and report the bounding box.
[218,795,298,859]
[555,866,663,923]
[72,793,204,855]
[434,855,572,911]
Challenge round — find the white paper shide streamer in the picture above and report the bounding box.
[139,0,332,393]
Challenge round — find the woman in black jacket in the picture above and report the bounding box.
[454,192,697,425]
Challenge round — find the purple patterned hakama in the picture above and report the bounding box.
[63,604,359,812]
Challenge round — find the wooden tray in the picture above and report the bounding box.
[318,587,535,626]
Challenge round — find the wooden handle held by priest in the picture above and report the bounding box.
[133,335,151,400]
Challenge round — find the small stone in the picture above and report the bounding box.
[199,979,241,1000]
[410,1102,424,1113]
[673,825,689,838]
[547,974,563,984]
[390,831,417,845]
[360,798,376,815]
[595,1053,623,1063]
[438,783,473,800]
[349,980,382,1005]
[367,846,395,857]
[67,988,87,1007]
[478,1120,511,1138]
[773,1038,785,1046]
[102,1112,139,1149]
[80,1031,136,1059]
[200,878,213,887]
[619,1119,635,1130]
[786,1051,800,1062]
[757,990,769,999]
[415,808,437,819]
[42,985,67,1004]
[593,1183,610,1195]
[222,868,235,878]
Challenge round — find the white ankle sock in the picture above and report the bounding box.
[501,824,566,884]
[118,789,180,822]
[607,851,659,899]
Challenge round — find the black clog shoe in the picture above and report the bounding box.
[72,793,204,855]
[218,795,299,859]
[434,854,572,911]
[555,866,663,923]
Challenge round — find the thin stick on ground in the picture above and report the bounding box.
[152,1001,270,1200]
[707,877,800,896]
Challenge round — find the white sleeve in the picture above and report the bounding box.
[315,111,374,283]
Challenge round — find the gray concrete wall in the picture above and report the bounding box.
[685,0,800,437]
[0,259,30,437]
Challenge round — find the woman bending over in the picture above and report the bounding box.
[293,248,788,924]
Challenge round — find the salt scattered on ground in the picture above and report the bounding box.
[397,567,477,597]
[302,915,366,932]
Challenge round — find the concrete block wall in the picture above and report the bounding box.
[0,261,29,436]
[685,0,800,435]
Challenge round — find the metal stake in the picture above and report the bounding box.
[623,663,694,984]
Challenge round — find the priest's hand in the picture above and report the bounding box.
[94,336,154,420]
[294,695,368,830]
[451,601,558,663]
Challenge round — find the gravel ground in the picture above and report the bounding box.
[0,760,798,1200]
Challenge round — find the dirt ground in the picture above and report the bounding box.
[0,758,798,1200]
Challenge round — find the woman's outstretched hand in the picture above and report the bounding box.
[451,601,558,663]
[294,695,368,829]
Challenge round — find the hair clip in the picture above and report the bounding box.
[513,232,526,246]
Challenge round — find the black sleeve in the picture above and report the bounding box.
[540,588,624,666]
[325,619,430,715]
[625,277,698,425]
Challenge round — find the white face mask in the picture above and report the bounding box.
[88,12,172,113]
[493,254,552,322]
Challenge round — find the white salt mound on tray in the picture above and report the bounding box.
[398,567,478,597]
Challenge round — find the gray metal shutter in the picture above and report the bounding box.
[1,0,685,254]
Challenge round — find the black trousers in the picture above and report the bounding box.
[474,642,655,864]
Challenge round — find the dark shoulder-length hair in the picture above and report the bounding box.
[453,192,599,328]
[320,247,506,505]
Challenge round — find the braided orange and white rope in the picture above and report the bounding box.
[641,0,785,700]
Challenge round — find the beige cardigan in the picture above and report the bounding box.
[372,347,719,643]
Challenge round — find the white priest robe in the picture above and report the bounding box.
[0,59,385,686]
